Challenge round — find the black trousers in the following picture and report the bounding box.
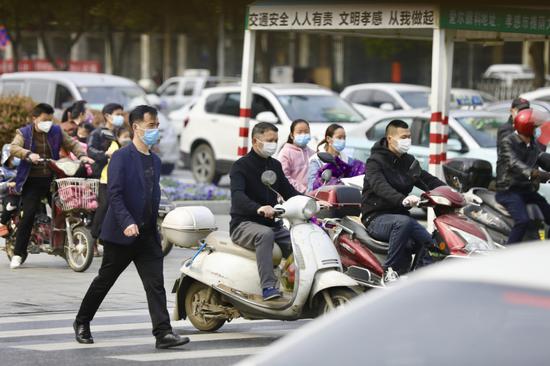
[14,177,52,257]
[90,183,108,239]
[75,230,172,338]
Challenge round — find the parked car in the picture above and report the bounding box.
[238,243,550,366]
[483,64,535,80]
[341,83,495,111]
[180,83,365,183]
[340,83,430,111]
[484,99,550,114]
[345,109,550,199]
[167,101,196,137]
[157,70,239,113]
[0,71,178,174]
[521,87,550,103]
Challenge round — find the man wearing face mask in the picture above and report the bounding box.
[230,122,300,301]
[74,105,189,349]
[497,98,530,149]
[9,103,94,269]
[361,119,445,283]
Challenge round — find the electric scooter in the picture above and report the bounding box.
[164,170,360,332]
[312,154,500,287]
[443,157,548,245]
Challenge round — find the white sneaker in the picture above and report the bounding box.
[10,255,22,269]
[383,267,399,284]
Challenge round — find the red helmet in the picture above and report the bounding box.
[514,108,535,136]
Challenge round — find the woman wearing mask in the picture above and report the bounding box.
[277,119,314,193]
[307,123,360,192]
[90,126,130,255]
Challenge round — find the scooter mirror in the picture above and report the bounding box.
[408,159,422,180]
[318,152,336,165]
[261,170,277,187]
[321,169,333,183]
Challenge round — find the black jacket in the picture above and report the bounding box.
[230,149,300,234]
[496,133,550,192]
[87,127,116,177]
[496,116,514,155]
[361,138,445,224]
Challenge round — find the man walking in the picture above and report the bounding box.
[74,105,189,349]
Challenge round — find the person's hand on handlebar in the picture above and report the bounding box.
[257,205,276,219]
[28,153,41,164]
[79,156,95,164]
[402,195,420,208]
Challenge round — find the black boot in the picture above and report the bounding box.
[73,320,94,344]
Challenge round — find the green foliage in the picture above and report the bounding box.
[0,96,34,147]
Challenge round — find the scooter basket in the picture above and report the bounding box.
[55,178,99,212]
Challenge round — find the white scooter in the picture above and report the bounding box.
[163,171,360,331]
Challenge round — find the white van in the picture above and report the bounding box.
[0,71,178,174]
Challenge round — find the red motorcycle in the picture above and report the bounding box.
[312,157,500,287]
[4,158,98,272]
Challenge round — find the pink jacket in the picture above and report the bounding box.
[277,143,315,193]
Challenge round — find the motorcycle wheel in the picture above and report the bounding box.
[316,288,356,316]
[157,217,173,257]
[65,226,94,272]
[184,281,226,331]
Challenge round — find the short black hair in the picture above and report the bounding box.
[116,126,129,137]
[102,103,123,116]
[69,100,87,119]
[385,119,409,136]
[129,105,158,127]
[79,123,94,133]
[31,103,54,117]
[252,122,278,138]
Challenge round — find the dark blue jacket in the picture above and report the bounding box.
[100,143,161,245]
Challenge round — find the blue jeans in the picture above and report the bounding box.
[367,214,433,274]
[495,190,550,244]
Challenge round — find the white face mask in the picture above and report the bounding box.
[258,140,278,158]
[38,121,53,133]
[396,138,412,154]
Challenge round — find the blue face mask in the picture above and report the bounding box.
[294,134,311,147]
[112,115,125,127]
[535,128,542,139]
[332,138,346,152]
[12,157,20,167]
[140,127,160,147]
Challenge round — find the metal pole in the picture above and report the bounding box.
[217,13,225,78]
[177,34,188,76]
[140,33,151,80]
[238,29,256,156]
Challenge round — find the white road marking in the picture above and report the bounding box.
[109,346,265,362]
[0,318,278,338]
[0,309,150,325]
[13,331,285,351]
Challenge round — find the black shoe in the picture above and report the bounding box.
[73,321,94,344]
[155,333,190,349]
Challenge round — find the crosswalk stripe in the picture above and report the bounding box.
[109,346,265,362]
[0,318,277,339]
[13,331,285,351]
[0,309,150,325]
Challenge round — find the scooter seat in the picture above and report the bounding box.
[340,217,389,255]
[473,188,511,217]
[205,231,283,266]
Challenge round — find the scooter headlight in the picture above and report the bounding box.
[302,198,319,219]
[452,228,498,253]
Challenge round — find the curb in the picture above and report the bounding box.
[174,200,231,215]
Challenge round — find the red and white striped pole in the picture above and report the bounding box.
[238,29,256,156]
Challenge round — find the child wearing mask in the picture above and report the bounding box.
[277,119,314,193]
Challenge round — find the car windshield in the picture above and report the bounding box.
[277,95,364,123]
[77,86,145,109]
[455,114,508,148]
[397,91,430,109]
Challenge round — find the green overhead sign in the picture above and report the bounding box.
[441,7,550,35]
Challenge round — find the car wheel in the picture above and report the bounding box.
[161,163,175,175]
[191,144,217,184]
